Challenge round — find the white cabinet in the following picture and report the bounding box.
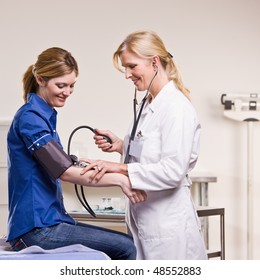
[0,120,10,236]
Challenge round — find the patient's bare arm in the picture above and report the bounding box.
[60,166,147,204]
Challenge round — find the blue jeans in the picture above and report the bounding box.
[9,222,136,260]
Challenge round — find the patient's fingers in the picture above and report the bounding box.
[128,190,147,204]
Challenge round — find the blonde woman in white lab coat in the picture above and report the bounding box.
[82,30,207,260]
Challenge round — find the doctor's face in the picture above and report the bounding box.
[37,71,77,108]
[120,50,155,92]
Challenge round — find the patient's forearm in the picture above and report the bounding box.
[60,166,147,204]
[60,166,129,189]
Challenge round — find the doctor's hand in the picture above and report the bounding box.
[80,159,127,183]
[94,129,123,155]
[79,159,147,204]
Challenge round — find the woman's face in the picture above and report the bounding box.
[120,50,155,92]
[37,71,77,108]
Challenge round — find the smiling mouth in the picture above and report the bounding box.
[132,78,139,85]
[57,96,66,102]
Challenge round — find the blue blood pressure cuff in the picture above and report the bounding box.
[34,140,73,180]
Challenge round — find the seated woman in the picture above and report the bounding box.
[7,47,146,260]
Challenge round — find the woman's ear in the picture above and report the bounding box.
[35,75,46,86]
[152,56,160,70]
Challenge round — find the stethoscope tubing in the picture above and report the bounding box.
[67,125,111,218]
[124,69,158,163]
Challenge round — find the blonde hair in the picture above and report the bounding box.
[22,47,79,103]
[113,30,190,99]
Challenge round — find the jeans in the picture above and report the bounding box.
[9,222,136,260]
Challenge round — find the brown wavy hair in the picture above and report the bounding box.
[23,47,79,103]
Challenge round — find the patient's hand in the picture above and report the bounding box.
[122,186,147,204]
[118,174,147,204]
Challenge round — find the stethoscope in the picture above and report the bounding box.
[124,67,158,163]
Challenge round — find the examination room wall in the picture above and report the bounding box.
[0,0,259,259]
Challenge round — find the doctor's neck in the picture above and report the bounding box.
[149,72,169,100]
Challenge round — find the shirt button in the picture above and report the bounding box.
[53,130,56,132]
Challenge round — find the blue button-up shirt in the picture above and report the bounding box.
[7,93,75,241]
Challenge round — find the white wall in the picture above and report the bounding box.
[0,0,259,259]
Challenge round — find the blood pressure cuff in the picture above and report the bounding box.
[34,140,73,180]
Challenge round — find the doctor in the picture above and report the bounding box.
[82,30,207,260]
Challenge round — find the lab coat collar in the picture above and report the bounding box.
[146,81,176,113]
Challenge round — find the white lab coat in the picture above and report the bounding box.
[125,81,207,260]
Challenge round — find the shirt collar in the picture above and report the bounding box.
[27,93,57,122]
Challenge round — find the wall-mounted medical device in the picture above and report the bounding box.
[221,93,260,121]
[221,93,259,260]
